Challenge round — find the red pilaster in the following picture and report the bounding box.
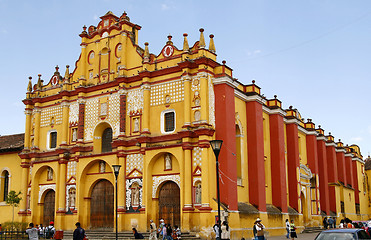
[120,93,127,134]
[317,137,330,215]
[214,83,238,211]
[326,141,338,214]
[77,101,85,141]
[352,159,359,203]
[246,100,266,211]
[336,149,347,185]
[345,154,354,188]
[305,133,320,215]
[269,113,288,212]
[286,122,300,211]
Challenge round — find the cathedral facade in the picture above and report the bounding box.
[0,11,369,238]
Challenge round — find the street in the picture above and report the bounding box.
[269,232,319,240]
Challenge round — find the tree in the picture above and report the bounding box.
[5,190,22,229]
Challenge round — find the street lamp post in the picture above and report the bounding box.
[210,140,223,240]
[112,165,121,240]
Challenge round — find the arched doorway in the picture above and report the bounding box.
[159,181,180,227]
[43,190,55,226]
[301,192,308,223]
[90,179,114,229]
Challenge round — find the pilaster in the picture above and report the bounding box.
[317,134,330,215]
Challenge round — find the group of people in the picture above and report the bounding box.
[284,219,297,240]
[147,219,181,240]
[26,221,86,240]
[213,221,230,240]
[26,221,56,239]
[322,217,336,229]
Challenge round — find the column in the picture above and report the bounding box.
[142,83,151,134]
[325,138,338,214]
[77,99,85,142]
[24,109,32,150]
[345,153,354,188]
[19,163,30,215]
[214,80,238,211]
[33,105,41,149]
[246,99,266,211]
[61,101,69,146]
[199,72,208,124]
[352,158,359,204]
[317,135,330,215]
[336,143,347,186]
[306,131,320,215]
[183,146,193,210]
[200,144,211,210]
[182,76,191,127]
[269,111,288,212]
[286,120,300,211]
[117,155,126,230]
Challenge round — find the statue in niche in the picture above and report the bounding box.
[195,182,202,204]
[131,182,140,207]
[165,154,172,170]
[99,161,106,173]
[47,167,53,180]
[133,118,140,132]
[69,188,76,208]
[72,128,77,142]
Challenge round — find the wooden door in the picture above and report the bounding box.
[90,179,114,229]
[43,190,55,226]
[159,181,180,227]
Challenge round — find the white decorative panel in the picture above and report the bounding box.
[193,177,202,185]
[193,147,203,168]
[69,102,79,124]
[65,184,76,211]
[67,161,77,180]
[150,80,184,106]
[126,154,143,176]
[84,93,120,141]
[38,184,56,203]
[40,106,62,127]
[208,75,215,127]
[152,175,180,198]
[127,88,144,115]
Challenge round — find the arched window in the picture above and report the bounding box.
[1,170,9,201]
[101,128,112,152]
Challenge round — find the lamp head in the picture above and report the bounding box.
[112,165,121,177]
[210,140,223,158]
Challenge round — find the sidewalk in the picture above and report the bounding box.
[268,232,318,240]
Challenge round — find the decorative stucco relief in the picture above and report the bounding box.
[40,106,62,127]
[152,175,180,198]
[69,102,79,124]
[150,80,184,106]
[127,88,143,115]
[126,153,143,176]
[38,184,56,203]
[208,75,215,127]
[126,178,143,210]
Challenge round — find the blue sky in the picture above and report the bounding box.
[0,0,370,158]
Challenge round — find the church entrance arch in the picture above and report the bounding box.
[159,181,180,227]
[90,179,114,229]
[43,190,55,226]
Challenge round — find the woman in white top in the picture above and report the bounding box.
[221,221,230,240]
[255,218,265,240]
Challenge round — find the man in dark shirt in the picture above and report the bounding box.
[73,222,85,240]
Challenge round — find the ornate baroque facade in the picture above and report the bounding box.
[0,11,369,238]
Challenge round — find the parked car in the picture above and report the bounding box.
[315,229,370,240]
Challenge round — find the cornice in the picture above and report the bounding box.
[325,142,337,147]
[235,90,265,105]
[263,106,286,117]
[213,76,239,89]
[284,118,301,125]
[352,157,364,164]
[335,148,346,153]
[344,153,354,158]
[317,136,326,141]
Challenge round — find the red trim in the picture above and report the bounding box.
[151,172,179,177]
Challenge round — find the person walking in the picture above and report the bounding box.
[38,224,44,238]
[255,218,265,240]
[285,219,290,239]
[45,221,55,239]
[221,221,230,240]
[323,217,328,229]
[328,217,334,228]
[213,222,220,240]
[73,222,86,240]
[26,223,39,240]
[149,220,158,240]
[290,220,297,240]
